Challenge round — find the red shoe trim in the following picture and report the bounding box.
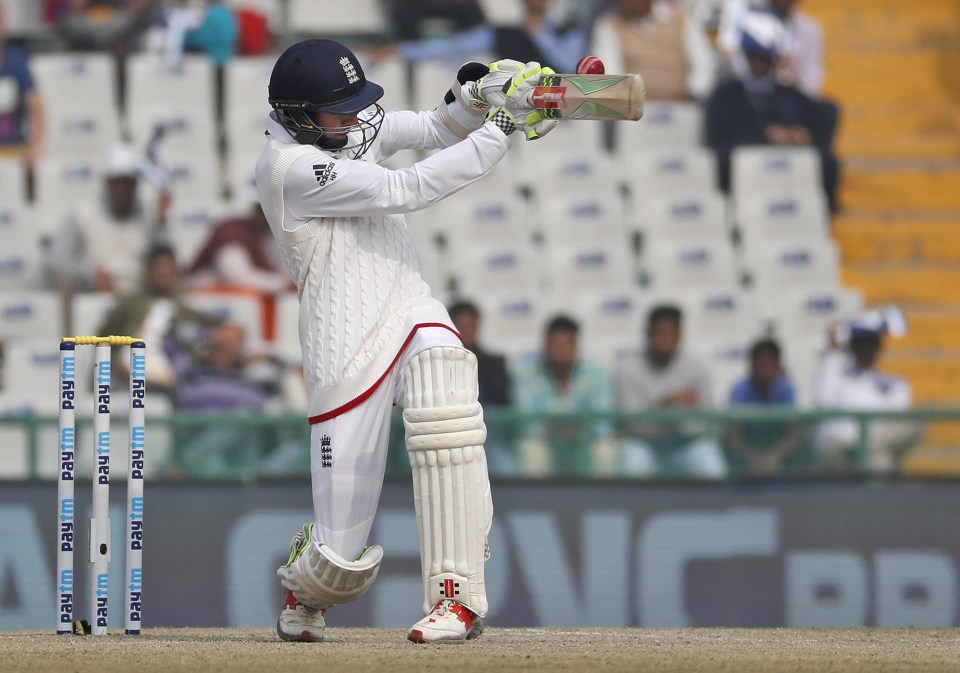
[439,600,474,630]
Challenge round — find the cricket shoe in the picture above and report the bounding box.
[277,590,326,642]
[277,523,325,642]
[407,600,484,644]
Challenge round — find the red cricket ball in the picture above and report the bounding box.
[576,56,605,75]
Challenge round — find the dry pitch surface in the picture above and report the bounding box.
[3,627,960,673]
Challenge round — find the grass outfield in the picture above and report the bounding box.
[3,628,960,673]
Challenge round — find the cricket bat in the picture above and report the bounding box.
[532,73,645,121]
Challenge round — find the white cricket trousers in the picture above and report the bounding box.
[308,325,463,561]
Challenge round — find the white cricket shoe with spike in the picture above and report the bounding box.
[407,600,484,644]
[276,524,325,642]
[277,590,326,642]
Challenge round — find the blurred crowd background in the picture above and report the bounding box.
[0,0,957,482]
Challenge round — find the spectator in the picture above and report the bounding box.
[512,314,614,476]
[812,309,919,474]
[589,0,718,101]
[45,142,172,295]
[448,299,515,475]
[726,337,803,475]
[383,0,486,41]
[172,322,293,477]
[97,243,222,397]
[59,0,164,55]
[373,0,587,74]
[0,4,46,181]
[704,10,840,210]
[181,0,237,68]
[614,304,727,478]
[188,199,288,294]
[448,300,510,406]
[718,0,824,99]
[187,196,290,341]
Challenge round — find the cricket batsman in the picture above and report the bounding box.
[255,39,557,643]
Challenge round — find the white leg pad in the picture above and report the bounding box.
[403,346,493,618]
[276,542,383,610]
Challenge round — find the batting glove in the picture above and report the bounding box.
[475,59,544,110]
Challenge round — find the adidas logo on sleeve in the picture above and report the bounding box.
[313,163,338,185]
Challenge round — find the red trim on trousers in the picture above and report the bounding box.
[307,322,461,425]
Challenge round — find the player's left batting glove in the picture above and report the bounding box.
[483,63,559,141]
[485,105,558,140]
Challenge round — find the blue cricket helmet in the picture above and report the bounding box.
[268,39,385,153]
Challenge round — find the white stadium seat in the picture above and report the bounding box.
[0,203,40,252]
[288,0,386,35]
[746,238,840,292]
[545,241,637,294]
[69,292,118,338]
[0,290,62,340]
[473,291,546,361]
[0,158,25,204]
[438,192,534,248]
[165,201,225,267]
[615,102,704,152]
[627,147,718,197]
[32,53,120,157]
[632,190,728,243]
[223,57,273,163]
[537,191,625,246]
[668,286,761,344]
[34,156,101,208]
[356,52,409,114]
[162,152,222,201]
[735,188,830,244]
[572,287,647,365]
[126,54,217,157]
[533,149,628,193]
[642,239,739,290]
[0,248,40,291]
[452,241,542,297]
[765,286,865,340]
[731,146,822,195]
[0,339,61,414]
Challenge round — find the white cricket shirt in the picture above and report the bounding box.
[255,96,510,423]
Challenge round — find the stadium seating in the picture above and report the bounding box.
[641,238,739,290]
[544,241,637,295]
[745,238,841,293]
[614,102,704,153]
[537,190,625,246]
[626,147,718,197]
[567,287,647,366]
[32,53,120,158]
[165,201,226,267]
[734,188,830,243]
[69,292,118,338]
[631,190,728,243]
[451,241,541,296]
[731,146,822,195]
[0,158,25,205]
[34,156,101,209]
[288,0,387,36]
[0,290,62,340]
[473,291,547,361]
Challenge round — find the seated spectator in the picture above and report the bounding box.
[512,314,614,476]
[59,0,164,55]
[590,0,717,101]
[726,337,803,475]
[449,299,514,474]
[182,0,237,68]
[718,0,824,99]
[374,0,586,74]
[448,300,510,406]
[187,196,289,339]
[704,10,840,210]
[383,0,486,41]
[614,304,727,478]
[812,309,920,474]
[97,243,222,397]
[172,322,293,477]
[188,199,288,295]
[45,142,172,295]
[0,4,46,182]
